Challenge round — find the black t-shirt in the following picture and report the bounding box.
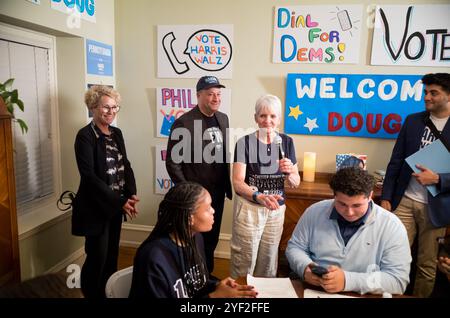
[202,113,227,187]
[234,133,297,204]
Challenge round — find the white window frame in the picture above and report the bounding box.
[0,23,62,235]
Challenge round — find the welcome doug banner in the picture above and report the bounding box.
[285,73,424,139]
[273,5,363,64]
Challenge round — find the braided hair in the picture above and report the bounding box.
[148,182,209,296]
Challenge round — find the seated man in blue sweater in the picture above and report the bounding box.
[286,167,411,295]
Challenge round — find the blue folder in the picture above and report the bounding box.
[405,139,450,196]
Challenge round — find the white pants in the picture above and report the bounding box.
[230,195,286,278]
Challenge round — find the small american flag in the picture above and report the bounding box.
[336,153,367,171]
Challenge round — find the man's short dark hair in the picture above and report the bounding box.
[421,73,450,94]
[329,167,375,197]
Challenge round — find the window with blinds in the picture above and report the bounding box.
[0,39,54,215]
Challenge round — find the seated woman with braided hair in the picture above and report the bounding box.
[129,182,258,298]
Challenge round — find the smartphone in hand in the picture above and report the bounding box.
[311,265,329,277]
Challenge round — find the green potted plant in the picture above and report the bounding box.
[0,78,28,133]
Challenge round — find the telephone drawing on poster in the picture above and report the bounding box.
[158,24,233,78]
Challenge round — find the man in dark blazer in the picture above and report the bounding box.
[166,76,232,273]
[381,73,450,298]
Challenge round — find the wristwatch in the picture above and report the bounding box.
[252,191,261,203]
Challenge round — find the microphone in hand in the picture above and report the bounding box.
[276,135,289,175]
[275,135,285,159]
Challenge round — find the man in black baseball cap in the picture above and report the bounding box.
[166,75,232,275]
[196,76,225,92]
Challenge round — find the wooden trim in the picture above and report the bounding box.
[0,97,21,286]
[0,97,11,117]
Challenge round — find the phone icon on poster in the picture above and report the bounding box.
[162,32,189,74]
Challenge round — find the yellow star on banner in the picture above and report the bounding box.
[288,105,303,120]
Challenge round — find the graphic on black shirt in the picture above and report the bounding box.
[105,135,125,193]
[91,122,125,194]
[173,263,207,298]
[202,114,225,165]
[420,126,437,148]
[205,126,223,152]
[234,133,297,203]
[248,174,285,196]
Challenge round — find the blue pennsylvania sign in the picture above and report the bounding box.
[86,39,113,76]
[285,73,424,139]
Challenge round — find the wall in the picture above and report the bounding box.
[115,0,450,239]
[0,0,116,279]
[0,0,448,275]
[19,214,83,279]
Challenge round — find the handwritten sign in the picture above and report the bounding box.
[273,5,362,64]
[155,144,174,195]
[51,0,96,23]
[285,73,424,139]
[156,87,232,137]
[158,25,233,78]
[371,5,450,66]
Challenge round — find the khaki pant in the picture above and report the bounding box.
[395,196,446,298]
[230,195,286,278]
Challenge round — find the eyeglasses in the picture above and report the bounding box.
[99,105,121,113]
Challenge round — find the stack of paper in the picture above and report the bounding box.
[303,289,356,298]
[246,274,297,298]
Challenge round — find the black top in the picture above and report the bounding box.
[129,234,217,298]
[91,123,125,194]
[166,106,232,199]
[380,111,450,227]
[201,113,227,185]
[234,133,297,205]
[72,122,136,236]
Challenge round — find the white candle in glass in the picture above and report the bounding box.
[303,152,316,182]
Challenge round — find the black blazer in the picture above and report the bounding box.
[382,111,450,227]
[72,123,137,236]
[166,106,232,199]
